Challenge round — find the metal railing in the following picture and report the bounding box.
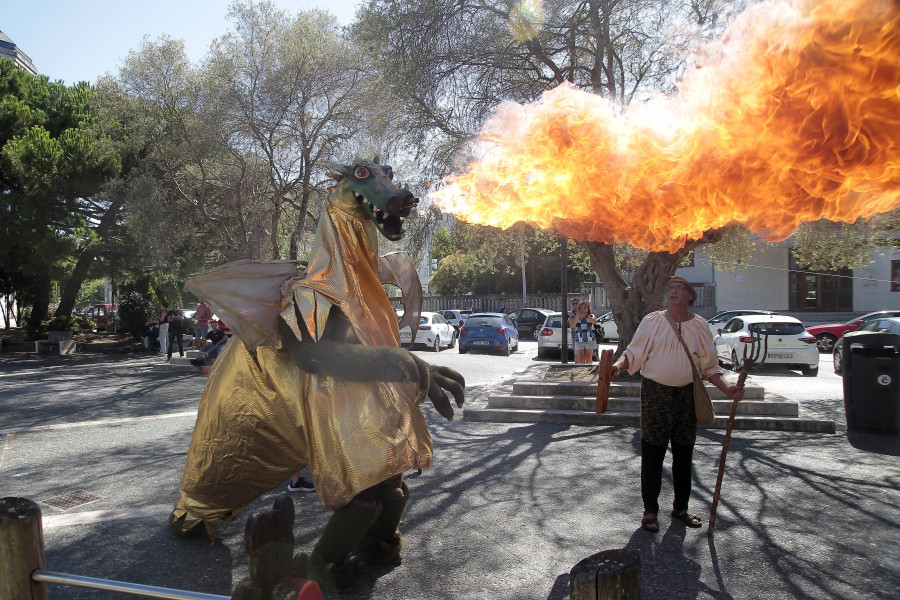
[31,570,229,599]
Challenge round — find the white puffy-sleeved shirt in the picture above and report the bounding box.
[623,311,723,387]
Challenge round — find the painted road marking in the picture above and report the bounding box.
[0,411,197,436]
[43,504,174,529]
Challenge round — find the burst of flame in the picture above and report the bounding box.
[432,0,900,253]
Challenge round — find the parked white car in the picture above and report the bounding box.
[595,311,619,341]
[714,314,819,376]
[399,311,457,351]
[707,309,778,337]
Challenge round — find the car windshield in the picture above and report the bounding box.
[546,316,563,328]
[467,316,502,327]
[752,322,805,335]
[419,316,429,325]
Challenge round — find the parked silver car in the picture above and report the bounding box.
[438,309,472,330]
[536,313,576,359]
[832,317,900,375]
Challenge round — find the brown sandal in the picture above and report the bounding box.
[671,510,702,528]
[641,513,659,533]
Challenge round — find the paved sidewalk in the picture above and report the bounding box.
[1,354,898,599]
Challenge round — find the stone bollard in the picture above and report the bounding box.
[570,549,640,600]
[0,497,48,600]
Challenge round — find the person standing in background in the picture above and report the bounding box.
[568,301,598,364]
[157,302,170,355]
[166,302,185,361]
[193,300,212,349]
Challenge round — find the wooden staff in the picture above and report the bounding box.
[708,329,767,535]
[595,349,614,414]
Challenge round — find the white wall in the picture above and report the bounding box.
[852,248,900,311]
[676,248,715,284]
[706,245,790,311]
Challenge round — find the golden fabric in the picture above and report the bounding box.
[173,201,430,536]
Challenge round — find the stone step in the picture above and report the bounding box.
[463,407,835,433]
[511,380,765,399]
[487,395,798,416]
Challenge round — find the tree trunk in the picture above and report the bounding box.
[583,230,724,356]
[29,262,51,328]
[55,247,97,317]
[55,196,126,318]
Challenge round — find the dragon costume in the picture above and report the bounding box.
[170,158,465,591]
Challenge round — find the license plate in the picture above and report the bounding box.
[473,340,490,345]
[767,352,793,360]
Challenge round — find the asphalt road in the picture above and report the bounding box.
[0,342,897,600]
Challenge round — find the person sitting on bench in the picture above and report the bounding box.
[191,320,228,366]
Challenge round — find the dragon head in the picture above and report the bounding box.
[317,157,419,241]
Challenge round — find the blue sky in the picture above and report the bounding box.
[2,0,362,85]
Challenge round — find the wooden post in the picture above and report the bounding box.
[0,497,48,600]
[570,549,640,600]
[595,349,614,414]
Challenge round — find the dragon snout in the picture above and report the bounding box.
[386,190,418,217]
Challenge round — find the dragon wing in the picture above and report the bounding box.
[378,251,422,346]
[184,260,302,350]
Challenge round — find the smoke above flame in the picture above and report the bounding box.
[431,0,900,253]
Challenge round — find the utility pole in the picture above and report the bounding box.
[560,235,568,364]
[519,228,527,304]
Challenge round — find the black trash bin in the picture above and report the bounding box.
[842,331,900,435]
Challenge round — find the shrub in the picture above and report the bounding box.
[117,292,155,339]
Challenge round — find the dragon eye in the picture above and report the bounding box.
[354,166,370,179]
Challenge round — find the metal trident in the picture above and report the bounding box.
[708,324,768,535]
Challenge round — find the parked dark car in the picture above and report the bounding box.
[506,307,554,339]
[458,313,520,356]
[832,317,900,375]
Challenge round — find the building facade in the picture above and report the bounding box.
[0,31,37,75]
[677,241,899,315]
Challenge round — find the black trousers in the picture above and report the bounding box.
[640,377,697,515]
[167,330,184,358]
[641,439,694,515]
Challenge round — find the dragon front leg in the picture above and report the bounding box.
[277,313,465,420]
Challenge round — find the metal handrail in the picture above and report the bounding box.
[31,569,230,600]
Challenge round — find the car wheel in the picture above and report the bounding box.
[503,339,511,356]
[538,347,550,358]
[801,365,819,377]
[459,345,468,354]
[449,332,457,348]
[833,349,843,375]
[512,338,519,352]
[533,329,541,340]
[731,351,742,372]
[816,333,837,353]
[433,336,441,352]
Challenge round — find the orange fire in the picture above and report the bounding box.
[431,0,900,253]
